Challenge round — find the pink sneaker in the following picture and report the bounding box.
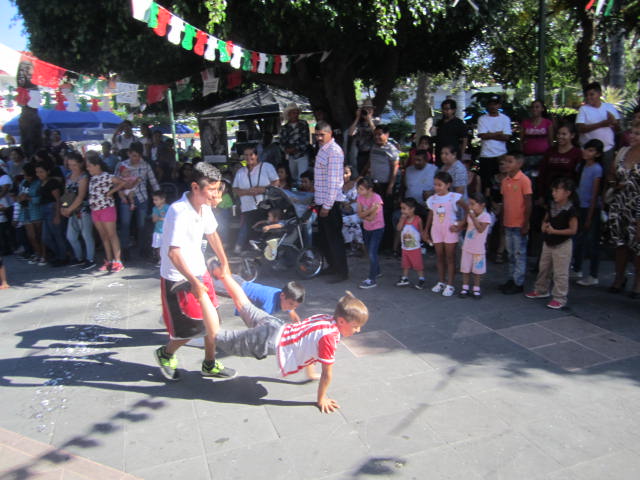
[525,291,550,299]
[110,261,125,273]
[98,260,111,272]
[546,299,564,310]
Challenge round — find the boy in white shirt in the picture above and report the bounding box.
[576,81,620,171]
[477,95,512,189]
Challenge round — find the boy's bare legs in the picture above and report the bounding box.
[0,265,9,289]
[196,290,220,362]
[165,338,190,355]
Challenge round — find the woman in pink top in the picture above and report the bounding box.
[356,177,385,289]
[520,100,554,171]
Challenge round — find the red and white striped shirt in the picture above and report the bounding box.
[276,314,340,376]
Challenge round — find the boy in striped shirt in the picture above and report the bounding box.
[214,272,369,413]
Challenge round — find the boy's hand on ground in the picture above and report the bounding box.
[317,397,340,413]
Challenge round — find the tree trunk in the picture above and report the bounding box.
[414,72,432,138]
[576,7,594,89]
[608,25,626,89]
[19,106,43,157]
[372,48,400,118]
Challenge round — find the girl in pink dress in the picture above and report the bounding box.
[424,171,467,296]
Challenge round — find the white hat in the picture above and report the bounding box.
[283,102,300,116]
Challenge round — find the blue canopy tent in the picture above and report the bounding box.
[155,124,195,136]
[1,109,123,142]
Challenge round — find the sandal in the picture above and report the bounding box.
[472,289,482,299]
[458,288,470,298]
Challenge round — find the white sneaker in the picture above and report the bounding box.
[431,282,445,293]
[577,275,599,287]
[442,285,455,297]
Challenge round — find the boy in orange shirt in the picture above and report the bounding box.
[499,152,532,294]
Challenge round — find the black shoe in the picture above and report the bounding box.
[499,279,515,291]
[502,283,524,295]
[81,260,97,271]
[70,258,86,267]
[608,278,627,294]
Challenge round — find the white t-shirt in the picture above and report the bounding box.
[160,192,217,282]
[405,164,437,203]
[576,102,620,151]
[114,134,138,151]
[478,113,512,158]
[232,162,278,212]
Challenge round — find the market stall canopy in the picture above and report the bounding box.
[1,109,123,141]
[200,85,311,120]
[155,124,195,135]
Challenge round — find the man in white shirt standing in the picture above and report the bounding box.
[477,95,512,190]
[576,81,620,172]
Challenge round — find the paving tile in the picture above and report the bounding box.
[130,455,210,480]
[279,423,368,480]
[537,316,608,340]
[353,408,445,456]
[387,370,470,407]
[549,449,640,480]
[453,430,563,479]
[497,323,568,348]
[341,330,406,357]
[421,396,510,444]
[205,440,296,480]
[531,341,610,371]
[576,332,640,361]
[198,408,279,457]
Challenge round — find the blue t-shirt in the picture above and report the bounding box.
[241,282,281,314]
[152,204,169,233]
[577,163,603,208]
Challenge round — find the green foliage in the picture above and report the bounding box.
[388,119,413,143]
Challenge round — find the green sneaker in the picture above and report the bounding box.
[154,347,180,381]
[201,360,237,380]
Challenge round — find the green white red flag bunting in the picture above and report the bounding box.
[130,0,329,74]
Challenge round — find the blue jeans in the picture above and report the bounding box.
[118,197,149,253]
[573,207,600,278]
[363,227,384,281]
[505,227,528,286]
[41,203,67,261]
[67,211,95,262]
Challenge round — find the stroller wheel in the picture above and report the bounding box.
[239,257,259,282]
[296,247,323,279]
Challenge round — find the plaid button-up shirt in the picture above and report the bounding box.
[314,139,345,210]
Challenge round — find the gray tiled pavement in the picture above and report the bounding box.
[1,251,640,479]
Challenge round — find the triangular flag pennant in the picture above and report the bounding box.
[90,98,100,111]
[174,78,193,102]
[153,6,171,36]
[204,36,218,61]
[193,30,208,56]
[55,90,66,110]
[250,51,260,73]
[320,51,331,63]
[273,55,282,74]
[79,97,89,111]
[201,69,219,96]
[281,55,290,74]
[258,53,268,74]
[131,0,153,21]
[27,89,41,109]
[226,71,242,89]
[16,87,30,106]
[167,15,184,45]
[64,87,79,112]
[30,58,66,88]
[265,54,274,74]
[147,84,168,104]
[43,91,53,109]
[218,40,231,62]
[182,24,196,50]
[147,1,159,28]
[241,49,253,71]
[230,44,243,69]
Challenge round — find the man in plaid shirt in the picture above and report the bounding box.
[314,121,348,282]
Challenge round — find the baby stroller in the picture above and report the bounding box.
[240,186,323,281]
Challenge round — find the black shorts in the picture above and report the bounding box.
[160,272,218,340]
